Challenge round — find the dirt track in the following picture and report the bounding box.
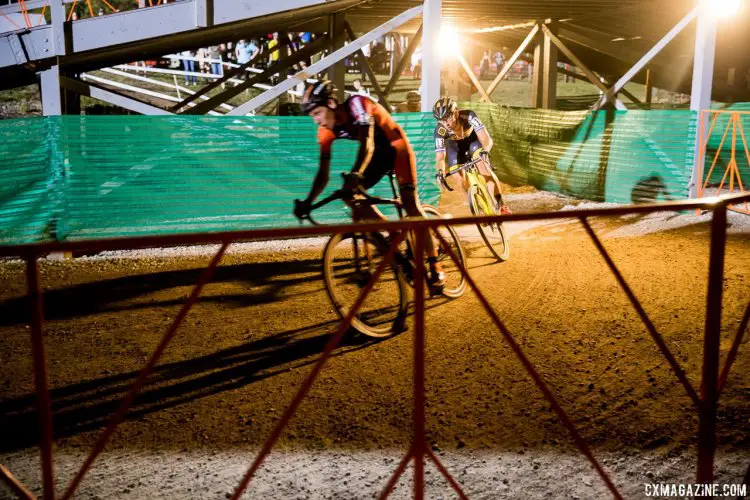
[0,191,748,499]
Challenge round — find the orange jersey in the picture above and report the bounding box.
[317,95,407,157]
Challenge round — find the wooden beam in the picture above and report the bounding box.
[228,5,423,116]
[60,76,172,114]
[541,23,626,110]
[383,22,423,96]
[542,20,558,109]
[343,21,390,110]
[183,34,332,115]
[170,41,287,112]
[455,50,492,103]
[482,24,539,102]
[599,4,700,109]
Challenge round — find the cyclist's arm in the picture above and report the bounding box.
[306,155,331,203]
[354,116,376,175]
[435,151,447,175]
[434,126,448,174]
[477,127,494,152]
[469,110,493,152]
[306,129,334,203]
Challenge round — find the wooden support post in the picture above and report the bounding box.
[482,24,539,101]
[531,22,544,108]
[542,20,558,109]
[328,13,346,102]
[344,22,390,110]
[384,23,423,96]
[456,51,492,103]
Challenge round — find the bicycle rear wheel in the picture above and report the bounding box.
[421,204,467,298]
[322,232,408,338]
[468,186,510,261]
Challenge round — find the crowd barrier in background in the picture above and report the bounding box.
[1,105,749,245]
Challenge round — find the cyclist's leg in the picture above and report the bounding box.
[471,142,507,209]
[444,141,468,191]
[392,138,444,287]
[343,193,386,222]
[345,150,391,222]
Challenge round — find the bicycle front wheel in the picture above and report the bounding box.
[468,186,510,261]
[322,232,408,338]
[421,204,467,298]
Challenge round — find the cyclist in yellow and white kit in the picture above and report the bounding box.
[432,97,511,214]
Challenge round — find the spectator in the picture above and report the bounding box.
[411,46,422,76]
[394,90,421,113]
[224,42,235,64]
[208,46,222,76]
[197,47,209,74]
[181,49,197,85]
[494,51,505,75]
[352,78,370,97]
[268,33,280,66]
[479,50,491,80]
[236,39,258,66]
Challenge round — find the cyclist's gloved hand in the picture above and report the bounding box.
[293,198,311,219]
[436,171,453,191]
[342,172,365,192]
[479,150,494,170]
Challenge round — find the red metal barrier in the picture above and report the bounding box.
[0,193,748,499]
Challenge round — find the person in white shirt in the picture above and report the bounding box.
[351,78,371,97]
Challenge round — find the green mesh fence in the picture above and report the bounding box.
[468,103,698,204]
[0,105,736,247]
[0,113,438,245]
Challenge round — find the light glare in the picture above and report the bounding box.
[713,0,742,18]
[438,25,461,57]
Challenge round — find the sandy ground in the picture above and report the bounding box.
[0,189,749,499]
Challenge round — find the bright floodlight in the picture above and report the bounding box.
[713,0,742,18]
[438,25,461,56]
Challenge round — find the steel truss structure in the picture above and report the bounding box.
[0,193,748,499]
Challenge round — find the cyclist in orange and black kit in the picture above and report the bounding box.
[432,97,511,214]
[293,81,445,291]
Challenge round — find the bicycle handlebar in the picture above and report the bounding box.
[436,155,487,192]
[294,173,401,225]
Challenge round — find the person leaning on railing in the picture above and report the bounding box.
[293,81,447,293]
[432,97,511,214]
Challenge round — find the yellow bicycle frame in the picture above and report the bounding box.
[446,148,496,217]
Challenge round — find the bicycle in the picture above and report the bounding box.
[295,171,467,338]
[436,151,510,261]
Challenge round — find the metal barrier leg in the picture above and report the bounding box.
[232,234,406,500]
[697,202,727,484]
[0,464,35,500]
[432,230,623,500]
[738,461,750,500]
[578,217,701,408]
[27,253,55,500]
[62,242,230,500]
[378,228,468,500]
[412,229,426,500]
[717,301,749,395]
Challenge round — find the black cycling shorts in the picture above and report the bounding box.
[445,138,483,167]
